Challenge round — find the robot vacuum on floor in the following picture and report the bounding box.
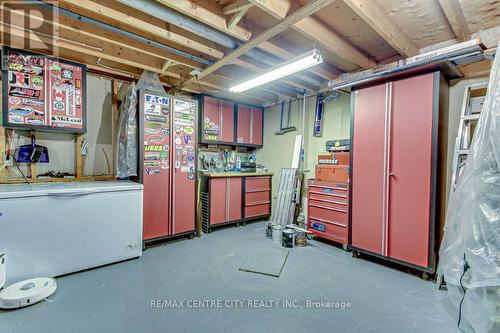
[0,253,57,309]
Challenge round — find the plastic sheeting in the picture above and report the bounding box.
[115,82,138,178]
[438,44,500,333]
[136,70,166,94]
[115,71,167,178]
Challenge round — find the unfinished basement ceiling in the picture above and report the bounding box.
[8,0,496,106]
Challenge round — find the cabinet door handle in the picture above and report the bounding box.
[381,82,393,257]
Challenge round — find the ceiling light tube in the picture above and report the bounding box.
[229,49,323,93]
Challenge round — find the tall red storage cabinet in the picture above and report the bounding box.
[139,90,197,242]
[350,71,446,272]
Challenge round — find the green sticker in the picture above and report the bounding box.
[184,126,194,134]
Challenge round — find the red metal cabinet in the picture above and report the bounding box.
[228,178,242,221]
[251,107,263,146]
[237,104,251,144]
[220,100,235,143]
[244,176,271,218]
[387,74,434,267]
[209,177,241,225]
[237,104,263,146]
[351,72,438,270]
[209,178,227,225]
[141,93,197,241]
[351,83,386,255]
[307,179,349,245]
[202,96,234,144]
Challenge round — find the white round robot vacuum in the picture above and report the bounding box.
[0,253,57,309]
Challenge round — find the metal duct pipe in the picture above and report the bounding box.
[116,0,325,87]
[33,0,213,66]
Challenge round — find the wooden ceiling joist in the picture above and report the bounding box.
[226,6,253,30]
[155,0,253,41]
[342,0,419,57]
[1,24,183,79]
[437,0,471,42]
[54,0,224,59]
[248,0,374,69]
[222,1,253,15]
[173,0,336,92]
[8,7,203,70]
[153,0,341,81]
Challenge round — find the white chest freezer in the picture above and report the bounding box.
[0,181,143,285]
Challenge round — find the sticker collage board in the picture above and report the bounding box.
[2,47,87,133]
[142,92,171,177]
[173,98,196,179]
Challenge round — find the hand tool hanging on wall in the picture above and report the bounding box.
[275,99,296,135]
[313,93,324,137]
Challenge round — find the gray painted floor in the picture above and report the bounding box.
[1,221,459,333]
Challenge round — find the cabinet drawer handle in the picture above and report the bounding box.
[246,200,270,207]
[309,190,347,198]
[309,217,346,228]
[309,197,347,206]
[245,188,270,193]
[310,203,347,213]
[309,184,347,191]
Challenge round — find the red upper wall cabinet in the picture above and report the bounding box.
[237,104,263,147]
[202,96,235,144]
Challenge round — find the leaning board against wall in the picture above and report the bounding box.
[2,47,87,133]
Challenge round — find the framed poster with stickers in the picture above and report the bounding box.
[1,47,87,133]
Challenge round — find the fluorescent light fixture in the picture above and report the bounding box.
[229,49,323,93]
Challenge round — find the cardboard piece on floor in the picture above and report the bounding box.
[291,135,303,169]
[239,246,290,278]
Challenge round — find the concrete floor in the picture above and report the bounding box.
[0,221,460,333]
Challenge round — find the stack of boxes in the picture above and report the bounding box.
[307,140,350,246]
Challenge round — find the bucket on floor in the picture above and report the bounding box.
[266,222,274,239]
[295,230,307,247]
[272,225,282,244]
[282,229,295,248]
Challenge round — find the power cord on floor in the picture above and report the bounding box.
[457,254,469,333]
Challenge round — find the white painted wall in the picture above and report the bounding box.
[257,92,351,203]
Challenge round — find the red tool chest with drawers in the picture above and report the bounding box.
[307,179,349,245]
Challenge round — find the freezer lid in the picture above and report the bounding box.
[0,180,143,199]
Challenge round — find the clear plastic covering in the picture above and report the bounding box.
[115,82,138,178]
[438,45,500,333]
[136,70,166,94]
[115,71,167,178]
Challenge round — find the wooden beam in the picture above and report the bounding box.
[173,0,336,91]
[2,23,186,79]
[438,0,471,42]
[76,135,84,178]
[155,0,252,40]
[7,7,203,70]
[342,0,419,57]
[248,0,373,68]
[223,1,253,15]
[248,0,292,18]
[153,0,340,80]
[56,0,224,59]
[227,6,252,29]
